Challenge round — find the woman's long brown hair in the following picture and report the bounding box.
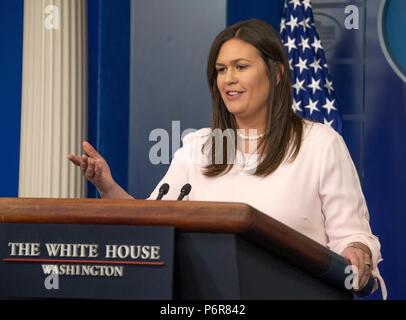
[203,19,304,177]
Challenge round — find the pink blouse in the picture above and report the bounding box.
[148,120,386,298]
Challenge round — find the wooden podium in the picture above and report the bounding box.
[0,198,356,299]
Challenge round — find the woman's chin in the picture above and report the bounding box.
[225,105,246,116]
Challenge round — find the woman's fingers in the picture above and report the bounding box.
[68,154,94,180]
[354,251,372,289]
[94,162,103,180]
[355,253,366,288]
[359,252,372,288]
[342,247,372,291]
[85,158,96,179]
[67,154,81,166]
[346,252,361,290]
[67,142,112,190]
[83,141,102,159]
[80,155,89,173]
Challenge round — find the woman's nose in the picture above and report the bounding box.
[224,69,238,84]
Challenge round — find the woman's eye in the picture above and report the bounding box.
[217,68,226,73]
[236,65,247,70]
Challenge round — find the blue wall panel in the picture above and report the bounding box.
[364,0,406,300]
[227,0,284,28]
[128,0,226,199]
[87,0,130,197]
[0,0,23,197]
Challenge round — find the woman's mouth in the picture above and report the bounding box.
[225,90,245,101]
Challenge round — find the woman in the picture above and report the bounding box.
[68,19,385,297]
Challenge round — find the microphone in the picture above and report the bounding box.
[177,183,192,200]
[156,183,170,200]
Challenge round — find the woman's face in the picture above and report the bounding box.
[215,38,271,123]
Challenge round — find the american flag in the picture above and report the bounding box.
[280,0,342,134]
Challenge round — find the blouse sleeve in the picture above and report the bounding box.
[319,131,387,299]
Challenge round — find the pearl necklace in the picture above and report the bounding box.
[237,131,265,141]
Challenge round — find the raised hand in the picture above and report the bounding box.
[67,141,116,195]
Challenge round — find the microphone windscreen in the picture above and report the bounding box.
[181,183,192,195]
[159,183,170,195]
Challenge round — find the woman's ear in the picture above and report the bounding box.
[276,62,285,85]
